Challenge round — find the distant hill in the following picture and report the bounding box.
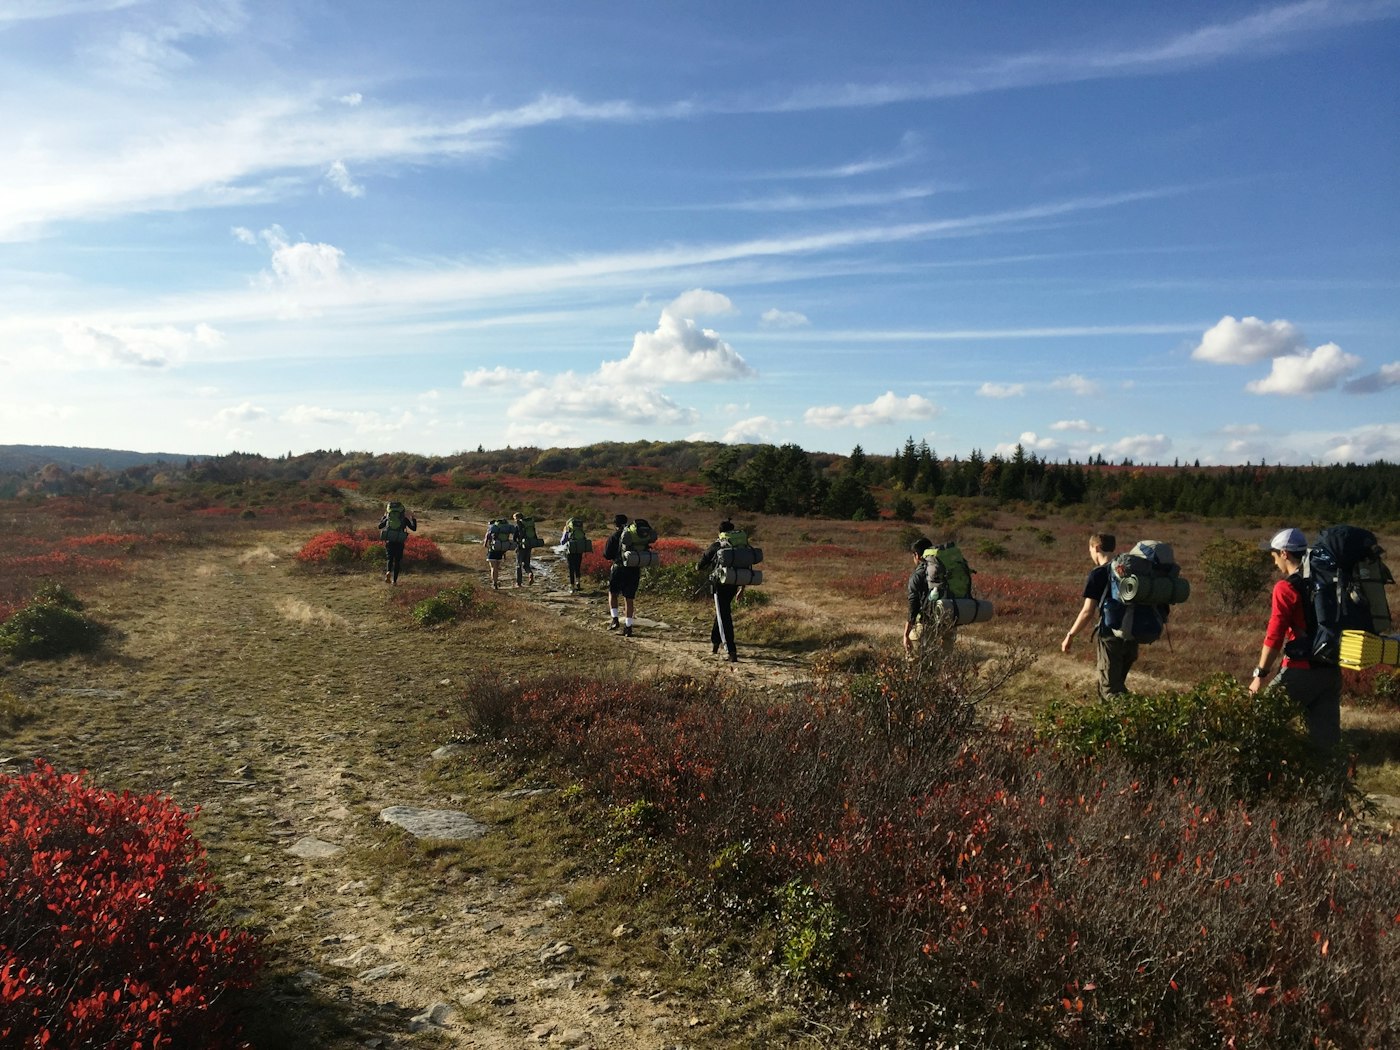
[0,444,202,473]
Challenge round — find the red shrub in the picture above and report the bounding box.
[831,569,906,602]
[0,762,261,1049]
[296,529,444,569]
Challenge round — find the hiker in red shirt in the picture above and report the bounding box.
[1249,527,1341,752]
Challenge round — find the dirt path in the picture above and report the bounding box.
[1,524,815,1048]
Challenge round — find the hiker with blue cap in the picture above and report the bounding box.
[1249,527,1342,752]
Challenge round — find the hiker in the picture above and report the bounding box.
[482,518,514,590]
[511,511,536,587]
[903,535,935,653]
[698,520,746,663]
[377,501,417,585]
[1249,527,1342,752]
[1061,532,1137,698]
[603,513,640,636]
[559,517,588,592]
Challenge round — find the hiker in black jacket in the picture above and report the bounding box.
[511,511,535,586]
[903,536,934,653]
[377,502,418,585]
[698,520,744,663]
[604,513,640,636]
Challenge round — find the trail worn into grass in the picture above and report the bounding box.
[0,525,810,1048]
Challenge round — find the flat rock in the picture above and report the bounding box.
[379,806,487,840]
[287,836,343,859]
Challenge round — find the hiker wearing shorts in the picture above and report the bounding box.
[377,502,417,585]
[511,511,535,587]
[1062,533,1136,698]
[698,520,744,663]
[560,519,586,592]
[604,513,640,636]
[483,519,512,590]
[1249,527,1342,753]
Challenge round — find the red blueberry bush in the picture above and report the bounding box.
[296,528,443,570]
[0,761,261,1049]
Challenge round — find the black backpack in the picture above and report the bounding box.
[1286,526,1393,667]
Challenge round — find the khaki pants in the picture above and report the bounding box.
[1095,633,1139,699]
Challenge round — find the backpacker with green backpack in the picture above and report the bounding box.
[923,542,993,626]
[380,501,410,543]
[517,515,542,549]
[486,519,517,554]
[711,529,763,586]
[565,517,592,554]
[620,518,661,568]
[1100,540,1189,644]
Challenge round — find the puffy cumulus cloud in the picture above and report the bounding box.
[1050,373,1101,397]
[58,319,223,368]
[722,416,778,444]
[257,225,345,289]
[324,160,364,198]
[1192,315,1306,364]
[759,308,810,329]
[507,376,697,427]
[1245,343,1361,396]
[803,391,939,429]
[462,366,545,389]
[1319,424,1400,463]
[994,431,1061,456]
[600,290,754,384]
[1343,361,1400,395]
[978,382,1025,398]
[1094,434,1172,461]
[1051,419,1100,432]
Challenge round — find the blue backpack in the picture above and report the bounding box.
[1100,540,1189,644]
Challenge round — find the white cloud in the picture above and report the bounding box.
[230,225,256,245]
[1343,361,1400,395]
[978,382,1025,398]
[804,390,939,428]
[260,225,345,289]
[1094,434,1172,461]
[599,290,754,384]
[213,401,267,424]
[507,376,697,426]
[339,92,364,106]
[324,160,364,198]
[995,431,1060,456]
[57,319,223,368]
[1050,373,1101,397]
[281,405,409,437]
[1192,315,1306,364]
[1050,419,1099,432]
[722,416,778,443]
[1319,424,1400,463]
[1245,343,1362,396]
[1220,422,1263,435]
[462,366,545,389]
[760,308,810,329]
[506,420,573,444]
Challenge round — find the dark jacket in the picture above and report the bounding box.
[603,528,625,564]
[907,560,929,624]
[378,511,417,535]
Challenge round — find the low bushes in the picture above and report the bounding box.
[0,762,261,1048]
[411,583,488,627]
[296,529,443,571]
[0,585,105,662]
[458,655,1398,1046]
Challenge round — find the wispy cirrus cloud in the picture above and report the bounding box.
[978,382,1025,398]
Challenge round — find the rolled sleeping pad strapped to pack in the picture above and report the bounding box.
[1338,630,1400,671]
[931,597,995,625]
[717,545,763,569]
[712,567,763,586]
[1118,574,1191,605]
[621,549,661,569]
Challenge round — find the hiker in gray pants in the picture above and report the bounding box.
[1062,533,1137,698]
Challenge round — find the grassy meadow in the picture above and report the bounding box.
[2,465,1399,1047]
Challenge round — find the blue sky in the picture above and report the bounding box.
[1,0,1397,465]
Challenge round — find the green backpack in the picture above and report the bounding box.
[566,518,591,554]
[923,543,973,600]
[380,501,409,543]
[517,516,541,548]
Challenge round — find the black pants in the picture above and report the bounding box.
[566,551,584,586]
[711,584,738,658]
[515,548,533,584]
[384,541,406,581]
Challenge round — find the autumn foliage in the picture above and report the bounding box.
[296,528,443,569]
[0,762,261,1049]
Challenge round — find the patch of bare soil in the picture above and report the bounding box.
[0,522,818,1048]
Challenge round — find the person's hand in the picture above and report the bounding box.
[1060,633,1073,653]
[1248,675,1263,695]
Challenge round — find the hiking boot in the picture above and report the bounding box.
[712,644,720,655]
[608,619,619,630]
[622,624,633,637]
[727,654,738,663]
[384,571,391,583]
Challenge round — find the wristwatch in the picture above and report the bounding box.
[1251,667,1267,679]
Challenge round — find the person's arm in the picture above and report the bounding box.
[407,514,417,531]
[1061,598,1098,652]
[1250,581,1291,693]
[698,541,719,572]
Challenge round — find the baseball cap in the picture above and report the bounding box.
[1260,527,1307,552]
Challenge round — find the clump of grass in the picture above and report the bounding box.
[412,584,487,627]
[0,683,36,728]
[0,592,105,661]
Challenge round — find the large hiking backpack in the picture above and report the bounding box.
[486,519,517,554]
[711,529,763,586]
[380,501,410,543]
[620,518,660,567]
[517,516,542,548]
[566,518,592,554]
[922,543,993,626]
[1101,540,1189,644]
[1288,525,1393,667]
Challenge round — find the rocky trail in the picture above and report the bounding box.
[0,524,813,1049]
